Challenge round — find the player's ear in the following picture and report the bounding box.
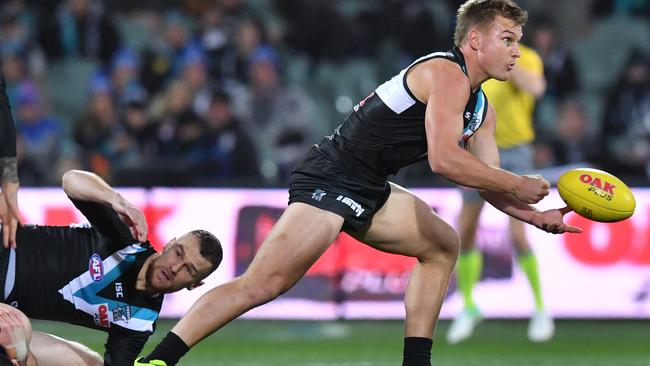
[187,281,204,290]
[163,237,177,250]
[468,28,481,50]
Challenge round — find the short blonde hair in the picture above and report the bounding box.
[454,0,528,47]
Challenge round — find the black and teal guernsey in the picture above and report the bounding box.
[319,47,489,181]
[0,197,162,366]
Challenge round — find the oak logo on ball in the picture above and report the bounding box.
[579,173,615,201]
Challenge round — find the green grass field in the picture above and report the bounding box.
[32,319,650,366]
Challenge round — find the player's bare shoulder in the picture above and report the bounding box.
[407,58,471,105]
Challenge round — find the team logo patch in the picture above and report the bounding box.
[311,189,327,202]
[88,254,104,282]
[113,305,132,323]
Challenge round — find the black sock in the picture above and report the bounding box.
[143,332,189,365]
[402,337,432,366]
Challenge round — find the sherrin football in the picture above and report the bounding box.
[557,168,635,222]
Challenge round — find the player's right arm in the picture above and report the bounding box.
[408,59,547,203]
[62,170,147,242]
[0,66,20,249]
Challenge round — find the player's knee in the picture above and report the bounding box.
[71,343,103,366]
[421,227,460,265]
[440,229,461,261]
[85,352,103,366]
[241,273,292,306]
[76,345,102,366]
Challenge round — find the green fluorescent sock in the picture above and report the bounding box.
[518,252,544,310]
[456,250,482,311]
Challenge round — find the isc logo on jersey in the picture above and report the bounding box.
[88,253,104,282]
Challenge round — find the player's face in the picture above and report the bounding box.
[147,233,213,293]
[476,15,522,81]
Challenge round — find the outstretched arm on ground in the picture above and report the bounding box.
[62,170,148,242]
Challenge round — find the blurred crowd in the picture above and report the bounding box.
[1,0,649,187]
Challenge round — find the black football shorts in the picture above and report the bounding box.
[289,146,391,233]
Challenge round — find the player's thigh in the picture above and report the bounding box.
[29,332,102,366]
[245,202,344,282]
[351,183,459,260]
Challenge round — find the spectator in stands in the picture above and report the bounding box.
[530,17,578,102]
[110,48,141,105]
[273,0,352,64]
[109,87,157,172]
[140,11,199,94]
[591,0,650,19]
[547,98,598,166]
[179,48,213,116]
[14,80,62,185]
[198,90,260,184]
[197,5,232,84]
[233,46,316,183]
[148,79,209,185]
[528,16,579,140]
[38,0,120,65]
[73,74,118,179]
[377,0,446,64]
[601,50,650,184]
[0,50,29,119]
[228,16,268,85]
[0,3,34,61]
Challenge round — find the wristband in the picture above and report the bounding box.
[5,339,27,361]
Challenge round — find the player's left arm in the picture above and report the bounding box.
[469,105,581,234]
[62,170,148,242]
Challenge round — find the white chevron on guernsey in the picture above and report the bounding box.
[375,51,449,114]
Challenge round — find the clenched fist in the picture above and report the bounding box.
[513,175,550,204]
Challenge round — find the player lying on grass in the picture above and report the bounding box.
[0,302,103,366]
[0,170,223,365]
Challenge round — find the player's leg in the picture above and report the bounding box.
[456,190,485,309]
[503,144,554,342]
[29,332,102,366]
[447,189,484,343]
[349,183,460,365]
[169,202,344,346]
[509,217,554,341]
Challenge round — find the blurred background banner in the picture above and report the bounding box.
[19,187,650,319]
